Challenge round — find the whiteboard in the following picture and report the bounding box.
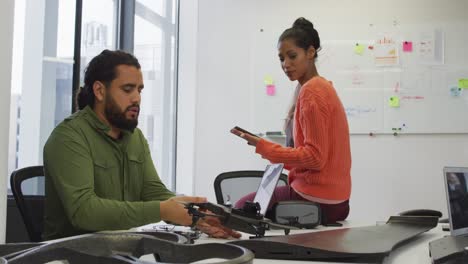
[249,3,468,134]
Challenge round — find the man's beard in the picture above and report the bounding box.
[104,94,139,132]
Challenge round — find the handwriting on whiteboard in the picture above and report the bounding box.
[345,106,377,118]
[401,96,425,100]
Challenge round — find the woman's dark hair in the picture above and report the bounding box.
[281,18,321,132]
[278,17,321,58]
[76,49,141,111]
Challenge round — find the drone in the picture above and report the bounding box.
[184,201,295,238]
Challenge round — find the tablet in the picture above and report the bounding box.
[253,163,284,216]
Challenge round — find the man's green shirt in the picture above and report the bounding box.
[43,106,175,240]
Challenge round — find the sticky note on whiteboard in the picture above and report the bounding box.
[450,86,462,96]
[459,79,468,89]
[403,41,413,52]
[354,44,365,55]
[389,96,400,107]
[266,85,276,96]
[264,75,274,85]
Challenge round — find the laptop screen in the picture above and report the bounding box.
[253,163,284,216]
[443,167,468,236]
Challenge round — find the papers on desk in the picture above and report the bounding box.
[134,221,203,243]
[133,221,193,233]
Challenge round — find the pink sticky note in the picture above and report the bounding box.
[266,85,276,96]
[403,41,413,52]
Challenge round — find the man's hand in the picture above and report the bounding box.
[196,216,242,239]
[160,196,206,226]
[230,128,261,146]
[160,196,242,239]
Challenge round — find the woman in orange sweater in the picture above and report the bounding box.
[232,17,351,224]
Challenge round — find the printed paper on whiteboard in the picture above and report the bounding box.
[418,30,444,65]
[374,36,399,66]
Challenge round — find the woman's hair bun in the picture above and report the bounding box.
[292,17,314,31]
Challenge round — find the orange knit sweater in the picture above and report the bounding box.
[256,76,351,200]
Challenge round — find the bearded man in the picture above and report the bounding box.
[43,50,239,240]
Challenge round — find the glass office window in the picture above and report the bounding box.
[80,0,117,77]
[9,0,76,194]
[136,0,165,18]
[134,0,178,190]
[9,0,178,194]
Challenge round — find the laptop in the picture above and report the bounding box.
[443,167,468,236]
[253,163,284,216]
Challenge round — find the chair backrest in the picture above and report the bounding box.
[214,170,288,206]
[10,166,45,242]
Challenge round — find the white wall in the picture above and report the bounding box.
[0,0,15,243]
[177,0,468,221]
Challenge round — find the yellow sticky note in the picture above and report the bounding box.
[389,96,400,108]
[264,75,274,85]
[354,44,365,55]
[459,79,468,89]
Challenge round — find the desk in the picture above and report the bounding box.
[177,221,449,264]
[20,221,446,263]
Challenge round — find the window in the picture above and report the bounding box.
[80,0,117,73]
[9,0,179,193]
[10,0,76,194]
[134,0,178,190]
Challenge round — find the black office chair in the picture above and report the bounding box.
[213,170,288,206]
[10,166,45,242]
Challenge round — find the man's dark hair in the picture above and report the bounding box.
[76,50,141,110]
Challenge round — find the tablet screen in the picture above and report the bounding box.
[444,167,468,236]
[253,163,284,216]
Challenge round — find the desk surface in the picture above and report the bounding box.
[23,220,447,263]
[189,220,448,264]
